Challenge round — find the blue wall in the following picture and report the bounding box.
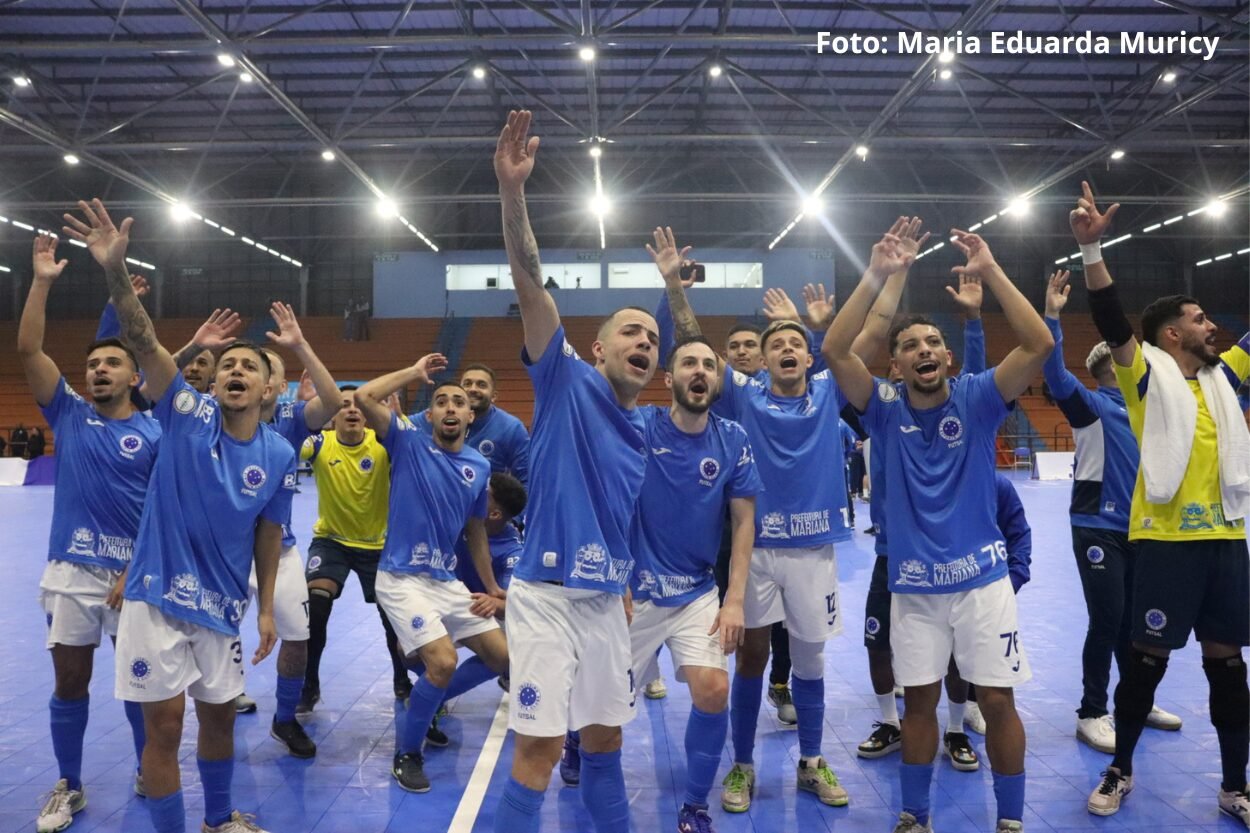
[373,247,836,319]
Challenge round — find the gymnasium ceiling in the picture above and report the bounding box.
[0,0,1247,267]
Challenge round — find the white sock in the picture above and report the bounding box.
[800,755,823,767]
[948,700,966,730]
[877,692,900,727]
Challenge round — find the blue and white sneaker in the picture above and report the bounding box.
[677,804,715,832]
[559,731,581,787]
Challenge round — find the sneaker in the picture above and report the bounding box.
[964,701,986,735]
[768,683,797,726]
[1219,786,1250,826]
[1087,768,1132,816]
[295,688,320,715]
[891,812,933,833]
[391,751,430,793]
[796,758,849,806]
[996,821,1024,832]
[201,811,270,832]
[425,715,450,748]
[270,717,317,758]
[1076,714,1116,754]
[677,804,715,833]
[133,772,146,798]
[644,678,668,700]
[857,721,902,759]
[559,732,581,787]
[943,731,980,772]
[36,780,86,833]
[394,677,413,704]
[234,693,257,714]
[720,764,755,813]
[1146,705,1183,731]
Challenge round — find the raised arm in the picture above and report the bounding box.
[646,226,701,341]
[95,274,148,341]
[950,230,1054,404]
[171,308,242,371]
[17,235,69,406]
[1070,181,1135,368]
[494,110,560,360]
[62,199,179,401]
[356,353,447,440]
[848,217,927,364]
[949,273,986,375]
[265,302,342,428]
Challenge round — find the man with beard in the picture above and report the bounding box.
[357,370,509,793]
[825,222,1054,833]
[66,199,294,833]
[414,363,529,483]
[492,110,658,833]
[1071,182,1250,825]
[20,234,158,833]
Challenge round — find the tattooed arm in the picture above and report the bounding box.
[494,110,561,360]
[63,199,180,401]
[646,226,701,340]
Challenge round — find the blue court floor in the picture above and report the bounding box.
[0,475,1242,833]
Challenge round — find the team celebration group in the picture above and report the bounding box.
[18,110,1250,833]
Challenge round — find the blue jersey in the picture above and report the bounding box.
[124,377,297,635]
[411,403,530,483]
[860,370,1010,594]
[455,525,524,594]
[40,378,161,570]
[630,407,763,606]
[514,326,647,594]
[995,474,1032,593]
[379,413,490,581]
[1043,317,1137,532]
[713,366,851,547]
[269,400,313,549]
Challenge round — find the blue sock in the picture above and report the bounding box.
[274,674,302,723]
[791,675,825,758]
[401,676,448,755]
[900,762,934,826]
[992,770,1026,822]
[147,790,186,833]
[684,706,728,808]
[49,694,89,791]
[493,776,544,833]
[443,656,500,702]
[123,700,146,772]
[581,749,630,833]
[730,673,764,765]
[197,757,234,828]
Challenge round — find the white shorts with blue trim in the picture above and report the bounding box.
[114,601,245,704]
[39,559,122,649]
[743,544,842,643]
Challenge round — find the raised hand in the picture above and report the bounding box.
[645,226,692,284]
[896,216,931,260]
[62,198,132,274]
[1044,270,1072,318]
[265,301,307,350]
[950,229,999,278]
[1070,180,1120,245]
[867,218,916,278]
[762,287,800,322]
[945,272,984,316]
[802,282,834,329]
[130,274,150,298]
[32,234,68,283]
[494,110,541,192]
[193,308,243,351]
[413,353,449,385]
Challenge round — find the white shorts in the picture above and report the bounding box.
[890,576,1032,689]
[114,601,245,704]
[743,545,841,643]
[248,545,310,641]
[630,589,726,684]
[375,571,499,657]
[39,560,122,648]
[506,580,636,736]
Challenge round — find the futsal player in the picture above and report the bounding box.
[826,221,1055,833]
[454,472,527,597]
[66,198,294,833]
[413,363,529,482]
[357,365,510,793]
[1040,268,1183,755]
[1070,182,1250,823]
[20,234,158,833]
[491,110,656,833]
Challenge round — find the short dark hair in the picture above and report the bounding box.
[86,337,138,371]
[597,306,657,340]
[220,340,272,376]
[430,381,467,399]
[760,320,809,352]
[338,384,359,392]
[489,472,527,520]
[726,322,762,345]
[888,315,945,355]
[1140,294,1200,346]
[666,335,717,371]
[461,363,497,386]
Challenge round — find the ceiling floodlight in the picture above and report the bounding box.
[472,66,487,80]
[802,194,824,216]
[709,64,723,78]
[63,154,80,165]
[13,75,31,88]
[1110,148,1126,160]
[1161,69,1177,83]
[939,68,953,80]
[1004,196,1030,217]
[376,198,399,219]
[1204,198,1227,218]
[579,46,597,62]
[217,53,235,67]
[239,72,254,83]
[169,201,194,222]
[590,194,611,217]
[854,144,869,160]
[321,149,336,162]
[588,145,603,159]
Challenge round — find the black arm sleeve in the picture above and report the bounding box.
[1087,283,1135,348]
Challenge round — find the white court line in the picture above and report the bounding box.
[448,693,510,833]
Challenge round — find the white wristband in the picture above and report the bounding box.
[1080,242,1103,265]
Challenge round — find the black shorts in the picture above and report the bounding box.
[1131,537,1250,650]
[864,554,891,649]
[306,537,383,603]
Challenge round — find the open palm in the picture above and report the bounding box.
[62,199,131,273]
[494,110,540,191]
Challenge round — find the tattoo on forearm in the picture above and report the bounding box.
[666,283,702,340]
[502,191,543,289]
[105,266,159,355]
